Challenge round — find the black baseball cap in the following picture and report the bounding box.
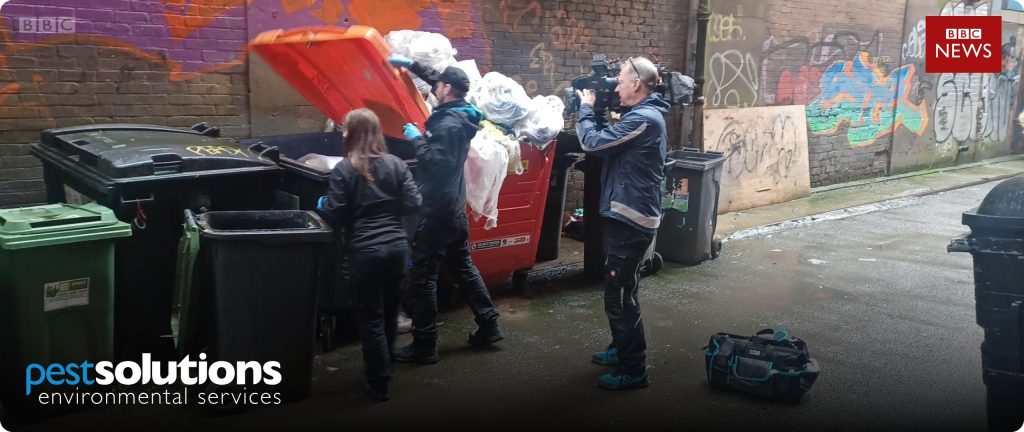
[439,66,471,92]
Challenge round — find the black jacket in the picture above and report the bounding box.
[410,99,484,219]
[322,154,421,250]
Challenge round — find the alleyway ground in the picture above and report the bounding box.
[15,157,1024,431]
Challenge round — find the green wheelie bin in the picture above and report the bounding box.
[0,202,131,417]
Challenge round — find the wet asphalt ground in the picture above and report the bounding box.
[11,180,1008,431]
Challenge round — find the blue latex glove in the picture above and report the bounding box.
[403,123,423,141]
[388,53,414,69]
[316,195,327,211]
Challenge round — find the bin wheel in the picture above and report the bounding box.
[512,270,528,292]
[711,238,723,259]
[641,253,663,277]
[650,252,663,274]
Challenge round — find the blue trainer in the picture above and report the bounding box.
[592,346,619,366]
[598,371,650,390]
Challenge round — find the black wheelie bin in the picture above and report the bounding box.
[31,124,282,361]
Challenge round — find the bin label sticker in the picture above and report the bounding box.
[43,278,90,312]
[661,177,689,212]
[471,235,531,251]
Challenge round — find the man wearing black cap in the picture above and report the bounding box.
[387,54,505,364]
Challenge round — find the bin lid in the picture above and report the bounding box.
[668,148,727,171]
[36,124,280,182]
[196,210,332,242]
[249,26,430,141]
[0,202,131,250]
[963,174,1024,231]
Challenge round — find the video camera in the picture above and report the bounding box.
[563,54,695,117]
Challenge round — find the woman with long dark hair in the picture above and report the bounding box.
[318,108,421,401]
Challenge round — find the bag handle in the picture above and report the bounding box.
[752,328,796,348]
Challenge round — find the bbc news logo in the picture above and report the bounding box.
[15,16,75,34]
[926,15,1000,73]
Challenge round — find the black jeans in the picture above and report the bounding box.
[348,240,409,385]
[409,212,499,345]
[603,217,654,375]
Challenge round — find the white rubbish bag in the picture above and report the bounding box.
[468,72,533,127]
[514,95,565,148]
[385,30,457,72]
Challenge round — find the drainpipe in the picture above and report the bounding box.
[690,0,711,150]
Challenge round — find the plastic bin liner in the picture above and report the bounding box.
[465,122,513,230]
[297,153,344,171]
[455,59,483,85]
[514,95,565,148]
[469,72,533,127]
[385,30,458,72]
[386,29,458,111]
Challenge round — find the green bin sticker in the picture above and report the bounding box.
[661,177,689,212]
[43,277,90,312]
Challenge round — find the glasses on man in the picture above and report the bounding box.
[628,58,640,83]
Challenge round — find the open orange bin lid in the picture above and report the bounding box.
[250,26,430,140]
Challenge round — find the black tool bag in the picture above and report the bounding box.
[703,329,821,402]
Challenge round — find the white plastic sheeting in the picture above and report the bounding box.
[464,122,513,230]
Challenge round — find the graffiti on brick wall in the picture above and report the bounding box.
[761,29,885,106]
[551,9,591,52]
[704,2,767,108]
[489,1,609,97]
[250,0,489,64]
[805,53,928,147]
[1,0,248,81]
[709,11,745,43]
[497,0,540,33]
[902,19,925,61]
[708,50,759,108]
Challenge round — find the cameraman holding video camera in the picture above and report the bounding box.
[575,56,669,391]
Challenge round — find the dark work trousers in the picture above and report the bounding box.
[348,240,409,385]
[603,217,655,375]
[409,212,499,346]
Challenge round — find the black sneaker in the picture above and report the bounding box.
[365,381,390,402]
[468,322,506,346]
[393,342,439,364]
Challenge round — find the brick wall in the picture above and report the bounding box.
[0,0,249,208]
[704,0,1023,187]
[703,0,908,187]
[1,0,689,210]
[480,0,690,209]
[766,0,907,186]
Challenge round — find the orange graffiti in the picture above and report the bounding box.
[308,0,344,26]
[1,33,244,82]
[161,0,247,40]
[280,0,317,14]
[0,83,20,106]
[437,0,475,39]
[552,10,590,51]
[347,0,430,35]
[499,0,541,32]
